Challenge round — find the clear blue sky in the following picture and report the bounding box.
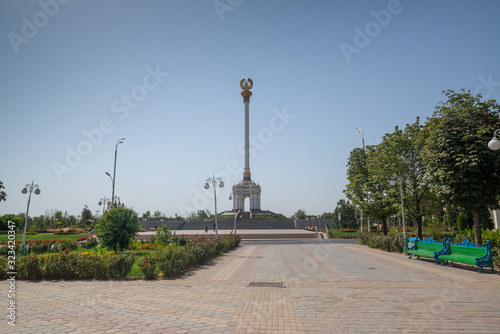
[1,0,499,218]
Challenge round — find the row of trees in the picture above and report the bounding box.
[344,90,500,244]
[0,206,95,231]
[141,210,212,220]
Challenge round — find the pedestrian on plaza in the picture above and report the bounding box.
[205,225,208,233]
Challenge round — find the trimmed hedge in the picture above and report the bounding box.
[359,232,405,253]
[8,252,135,280]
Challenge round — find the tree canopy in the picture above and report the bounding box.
[423,89,500,244]
[344,90,500,242]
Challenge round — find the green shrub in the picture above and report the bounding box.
[17,254,43,280]
[0,256,6,279]
[155,226,172,246]
[108,252,136,278]
[140,254,159,280]
[158,247,189,278]
[359,232,405,253]
[97,207,140,251]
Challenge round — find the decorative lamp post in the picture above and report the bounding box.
[204,175,224,238]
[228,193,237,233]
[390,176,409,251]
[488,129,500,150]
[98,196,111,216]
[20,181,41,255]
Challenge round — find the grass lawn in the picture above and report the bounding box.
[125,250,159,278]
[0,233,88,242]
[328,229,360,239]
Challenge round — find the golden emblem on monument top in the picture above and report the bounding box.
[240,78,253,91]
[240,78,253,103]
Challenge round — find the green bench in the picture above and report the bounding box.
[436,239,495,273]
[407,237,446,264]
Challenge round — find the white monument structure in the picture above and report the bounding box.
[232,78,262,213]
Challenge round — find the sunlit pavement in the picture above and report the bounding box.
[11,235,500,333]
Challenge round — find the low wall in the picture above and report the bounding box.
[141,219,297,230]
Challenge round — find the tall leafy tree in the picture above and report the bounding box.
[0,181,6,203]
[196,210,209,219]
[80,205,94,227]
[377,118,434,239]
[344,147,369,228]
[423,89,500,244]
[293,209,307,219]
[333,199,357,229]
[344,148,368,205]
[363,145,397,235]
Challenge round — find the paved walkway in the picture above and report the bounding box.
[7,241,500,333]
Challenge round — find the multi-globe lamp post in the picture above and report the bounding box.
[204,175,224,238]
[98,196,111,216]
[20,181,41,255]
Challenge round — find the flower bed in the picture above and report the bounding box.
[0,234,242,280]
[139,234,241,279]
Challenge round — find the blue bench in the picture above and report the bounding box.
[435,239,495,274]
[407,237,447,264]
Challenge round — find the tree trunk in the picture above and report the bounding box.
[382,217,388,236]
[415,195,423,239]
[473,209,482,245]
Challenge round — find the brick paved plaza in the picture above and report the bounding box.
[8,240,500,334]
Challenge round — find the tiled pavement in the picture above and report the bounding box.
[5,242,500,333]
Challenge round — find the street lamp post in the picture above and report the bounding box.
[204,175,224,238]
[356,127,365,150]
[20,181,41,255]
[228,193,237,233]
[390,176,408,251]
[108,138,125,208]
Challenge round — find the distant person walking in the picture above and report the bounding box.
[205,225,208,233]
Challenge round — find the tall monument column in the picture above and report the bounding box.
[233,78,262,213]
[241,78,253,181]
